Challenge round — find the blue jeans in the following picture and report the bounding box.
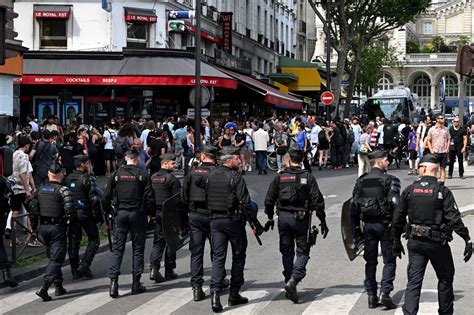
[277,154,284,172]
[255,151,267,172]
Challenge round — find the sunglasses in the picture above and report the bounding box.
[454,120,460,123]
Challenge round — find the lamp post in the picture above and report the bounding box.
[194,0,202,147]
[325,1,332,122]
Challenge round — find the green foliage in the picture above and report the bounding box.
[431,36,444,52]
[457,35,471,46]
[420,44,435,53]
[406,39,420,53]
[80,226,109,247]
[14,255,45,268]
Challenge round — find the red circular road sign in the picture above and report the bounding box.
[320,91,334,105]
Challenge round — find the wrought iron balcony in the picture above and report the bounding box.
[405,53,457,65]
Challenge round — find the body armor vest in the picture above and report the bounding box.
[407,180,444,226]
[358,174,389,221]
[151,172,172,211]
[206,168,233,213]
[114,168,145,209]
[38,184,63,218]
[189,165,214,204]
[277,171,308,211]
[65,172,89,210]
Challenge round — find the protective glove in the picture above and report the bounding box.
[319,221,329,239]
[392,239,405,259]
[264,220,274,232]
[464,241,472,262]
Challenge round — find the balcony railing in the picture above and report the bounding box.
[214,49,252,75]
[405,53,457,65]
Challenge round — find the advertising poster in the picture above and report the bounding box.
[36,99,57,123]
[62,101,80,125]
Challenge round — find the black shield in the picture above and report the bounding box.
[341,198,364,261]
[162,193,190,252]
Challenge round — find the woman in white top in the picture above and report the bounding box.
[357,126,372,177]
[243,121,254,171]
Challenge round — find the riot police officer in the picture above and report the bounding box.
[64,155,102,279]
[264,147,328,304]
[207,146,251,313]
[30,163,75,301]
[352,149,400,309]
[104,149,155,298]
[0,175,18,288]
[392,154,472,315]
[149,153,181,283]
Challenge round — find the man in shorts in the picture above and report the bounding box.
[425,114,451,185]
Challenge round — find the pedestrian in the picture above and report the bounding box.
[147,128,167,175]
[149,153,181,283]
[29,130,59,187]
[447,116,468,179]
[234,125,247,174]
[357,126,371,177]
[0,173,18,288]
[415,116,431,164]
[407,123,418,175]
[425,114,450,184]
[104,149,155,298]
[103,122,118,175]
[30,163,75,301]
[330,120,344,170]
[392,154,472,315]
[59,133,83,175]
[173,120,187,171]
[243,121,254,172]
[264,147,328,303]
[217,126,233,151]
[253,122,270,175]
[64,155,102,279]
[140,120,155,151]
[207,146,251,312]
[317,122,330,170]
[351,149,401,309]
[274,122,289,173]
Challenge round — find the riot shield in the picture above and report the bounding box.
[162,193,190,252]
[341,198,364,261]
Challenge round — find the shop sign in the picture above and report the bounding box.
[34,11,70,19]
[125,14,157,23]
[221,12,233,53]
[186,25,222,44]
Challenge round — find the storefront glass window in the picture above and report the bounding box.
[40,18,67,48]
[127,23,149,48]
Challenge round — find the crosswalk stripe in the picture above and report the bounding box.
[302,287,364,315]
[224,288,281,314]
[395,289,439,315]
[45,290,127,315]
[127,287,194,315]
[0,290,39,313]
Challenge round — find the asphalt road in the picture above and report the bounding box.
[1,165,473,314]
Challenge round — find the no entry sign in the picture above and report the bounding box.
[321,91,334,105]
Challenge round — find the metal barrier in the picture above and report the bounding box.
[10,213,44,265]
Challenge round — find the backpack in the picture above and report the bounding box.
[114,136,129,159]
[347,127,355,144]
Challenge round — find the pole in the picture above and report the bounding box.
[325,1,331,122]
[459,75,466,127]
[194,0,202,147]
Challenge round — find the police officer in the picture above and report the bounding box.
[149,153,181,283]
[264,147,328,303]
[0,175,18,288]
[64,155,102,279]
[352,149,400,309]
[207,146,250,313]
[392,154,472,315]
[104,149,155,298]
[30,163,75,301]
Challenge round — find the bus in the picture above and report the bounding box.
[364,87,416,122]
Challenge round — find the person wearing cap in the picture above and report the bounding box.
[104,149,155,298]
[30,163,76,301]
[149,153,181,283]
[264,147,328,304]
[392,154,472,315]
[206,146,251,312]
[351,149,401,309]
[64,155,102,279]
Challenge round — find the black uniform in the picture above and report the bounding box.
[352,167,400,301]
[0,176,18,287]
[149,168,181,277]
[104,164,155,281]
[64,170,101,278]
[393,175,471,315]
[264,167,325,283]
[31,180,75,301]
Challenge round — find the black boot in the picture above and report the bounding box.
[228,291,249,306]
[284,277,299,303]
[71,268,82,280]
[150,268,165,283]
[368,294,379,309]
[193,286,206,301]
[54,283,67,296]
[165,268,178,280]
[78,264,93,278]
[211,291,223,313]
[36,283,52,302]
[131,275,147,295]
[2,268,18,288]
[109,279,119,298]
[379,293,397,309]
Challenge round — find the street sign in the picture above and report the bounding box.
[321,91,335,105]
[439,76,445,102]
[187,108,210,119]
[189,86,210,107]
[341,80,350,85]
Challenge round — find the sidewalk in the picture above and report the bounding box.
[452,161,474,217]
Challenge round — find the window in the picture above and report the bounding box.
[127,23,149,48]
[40,18,67,48]
[444,74,458,97]
[467,78,474,97]
[377,73,394,91]
[412,74,431,108]
[423,21,432,35]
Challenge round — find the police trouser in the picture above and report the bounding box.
[278,211,310,282]
[363,222,396,296]
[403,239,455,315]
[68,212,100,270]
[150,212,176,270]
[189,212,213,288]
[108,209,147,279]
[38,223,67,285]
[210,216,247,293]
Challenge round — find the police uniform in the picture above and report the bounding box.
[0,176,18,287]
[182,145,218,301]
[104,150,155,298]
[392,155,472,315]
[207,147,250,312]
[264,148,326,303]
[31,164,75,302]
[149,153,181,283]
[352,150,400,309]
[64,155,102,279]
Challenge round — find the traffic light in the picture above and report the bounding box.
[0,4,19,65]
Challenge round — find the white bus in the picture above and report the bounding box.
[365,87,416,122]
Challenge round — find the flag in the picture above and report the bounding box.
[102,0,112,12]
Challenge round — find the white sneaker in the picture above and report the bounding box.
[248,166,252,172]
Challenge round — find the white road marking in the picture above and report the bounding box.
[395,289,439,315]
[224,288,281,314]
[0,290,39,313]
[302,287,364,315]
[46,290,127,315]
[127,287,196,315]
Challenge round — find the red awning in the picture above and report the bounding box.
[186,25,222,45]
[124,7,157,23]
[33,5,71,19]
[218,68,303,110]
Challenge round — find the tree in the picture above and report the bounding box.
[406,39,420,53]
[456,35,471,47]
[431,36,444,53]
[308,0,431,117]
